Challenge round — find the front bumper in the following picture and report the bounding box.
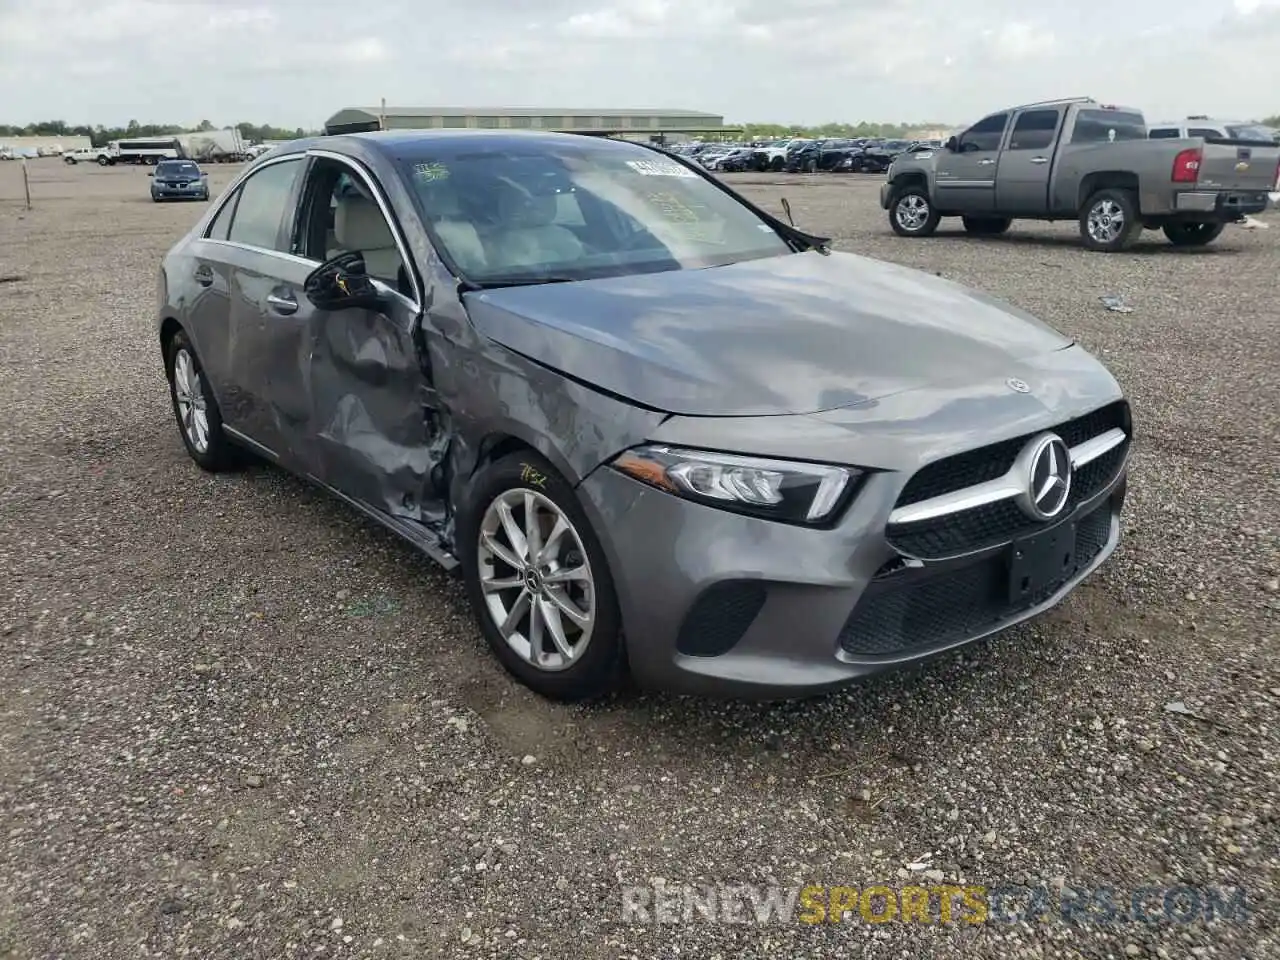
[879,182,893,209]
[577,407,1130,700]
[152,181,208,200]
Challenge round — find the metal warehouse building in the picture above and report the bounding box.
[324,107,741,142]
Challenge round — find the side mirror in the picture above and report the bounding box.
[304,251,385,311]
[945,136,959,152]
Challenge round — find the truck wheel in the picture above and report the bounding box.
[889,187,941,237]
[1163,222,1224,247]
[962,217,1012,236]
[1080,189,1140,252]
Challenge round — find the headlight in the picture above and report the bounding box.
[611,445,859,524]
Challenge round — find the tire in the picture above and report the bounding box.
[770,156,784,172]
[889,186,941,237]
[1080,188,1141,252]
[806,159,818,173]
[457,451,626,703]
[165,330,238,471]
[64,157,75,165]
[97,155,109,166]
[962,217,1012,236]
[1163,221,1224,247]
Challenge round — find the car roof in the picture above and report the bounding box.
[268,129,670,165]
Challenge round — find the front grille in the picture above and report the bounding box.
[675,581,767,658]
[840,504,1113,658]
[896,402,1128,507]
[888,402,1129,558]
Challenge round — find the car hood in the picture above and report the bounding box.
[462,251,1073,417]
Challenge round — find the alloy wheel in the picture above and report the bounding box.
[476,489,596,672]
[172,348,210,454]
[895,194,930,231]
[1087,200,1125,244]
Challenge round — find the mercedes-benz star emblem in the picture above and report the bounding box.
[1014,434,1073,521]
[1006,378,1031,394]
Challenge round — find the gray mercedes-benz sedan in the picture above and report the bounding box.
[156,130,1132,702]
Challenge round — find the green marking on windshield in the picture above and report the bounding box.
[413,162,450,182]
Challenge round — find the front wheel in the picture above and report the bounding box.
[64,157,76,165]
[962,217,1012,236]
[1080,189,1140,251]
[889,187,941,237]
[458,452,625,702]
[770,156,785,172]
[1163,221,1224,247]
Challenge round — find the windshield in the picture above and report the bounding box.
[157,161,199,176]
[1225,123,1279,142]
[397,139,791,285]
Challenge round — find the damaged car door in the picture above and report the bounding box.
[288,154,442,524]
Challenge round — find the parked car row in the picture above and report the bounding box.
[666,137,943,175]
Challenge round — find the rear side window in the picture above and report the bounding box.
[1007,110,1060,151]
[206,188,239,241]
[1149,128,1181,139]
[1188,127,1222,139]
[1071,110,1146,143]
[226,158,305,252]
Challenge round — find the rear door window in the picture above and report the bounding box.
[206,188,240,241]
[1007,109,1061,151]
[1148,128,1181,139]
[226,158,306,252]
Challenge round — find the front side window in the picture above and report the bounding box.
[958,114,1008,153]
[226,158,305,252]
[397,141,791,284]
[297,159,409,292]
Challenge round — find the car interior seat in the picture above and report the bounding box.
[332,194,404,283]
[423,187,488,275]
[489,184,583,270]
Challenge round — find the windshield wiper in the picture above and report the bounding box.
[471,276,578,290]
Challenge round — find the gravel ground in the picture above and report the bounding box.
[1,159,1277,960]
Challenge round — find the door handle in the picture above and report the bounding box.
[193,265,213,287]
[1030,156,1049,164]
[978,158,996,165]
[266,293,298,315]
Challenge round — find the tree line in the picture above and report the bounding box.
[0,119,319,145]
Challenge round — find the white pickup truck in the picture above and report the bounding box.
[63,146,114,165]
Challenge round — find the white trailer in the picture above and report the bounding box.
[112,138,182,165]
[176,128,247,163]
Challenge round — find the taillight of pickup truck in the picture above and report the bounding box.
[1171,148,1201,182]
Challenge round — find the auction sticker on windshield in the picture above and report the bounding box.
[626,159,697,178]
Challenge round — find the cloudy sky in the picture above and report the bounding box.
[2,0,1278,129]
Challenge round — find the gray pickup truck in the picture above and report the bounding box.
[880,97,1280,251]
